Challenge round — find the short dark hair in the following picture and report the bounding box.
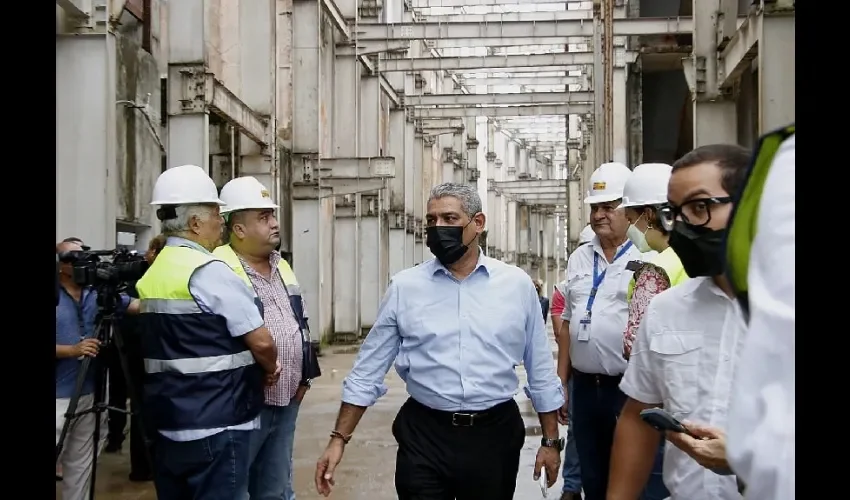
[148,234,167,254]
[671,144,751,196]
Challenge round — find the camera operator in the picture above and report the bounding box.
[137,165,279,500]
[55,239,140,500]
[105,234,167,481]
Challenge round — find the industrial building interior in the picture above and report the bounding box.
[55,0,795,346]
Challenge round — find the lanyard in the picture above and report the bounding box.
[585,242,633,317]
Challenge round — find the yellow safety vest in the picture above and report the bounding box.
[627,247,689,302]
[213,244,308,331]
[726,123,795,319]
[135,245,264,431]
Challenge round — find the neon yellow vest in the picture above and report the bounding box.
[213,244,308,332]
[137,245,220,303]
[726,123,795,319]
[627,247,689,302]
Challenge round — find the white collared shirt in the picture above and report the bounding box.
[620,277,746,500]
[727,134,795,500]
[560,237,646,375]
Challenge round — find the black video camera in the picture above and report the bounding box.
[58,248,149,289]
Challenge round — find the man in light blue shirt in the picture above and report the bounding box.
[315,183,566,500]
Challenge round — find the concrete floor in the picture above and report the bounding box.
[63,334,568,500]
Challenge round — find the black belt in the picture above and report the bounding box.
[407,398,516,428]
[573,369,623,387]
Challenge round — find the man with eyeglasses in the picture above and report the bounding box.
[607,144,752,500]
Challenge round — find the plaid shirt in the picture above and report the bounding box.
[240,253,303,407]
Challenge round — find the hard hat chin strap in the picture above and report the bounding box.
[157,206,178,221]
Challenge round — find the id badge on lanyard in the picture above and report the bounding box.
[578,242,633,342]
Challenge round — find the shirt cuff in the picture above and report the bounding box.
[523,383,566,414]
[619,380,662,406]
[229,316,264,338]
[341,378,389,408]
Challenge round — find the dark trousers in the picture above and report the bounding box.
[571,370,669,500]
[106,331,153,477]
[153,429,252,500]
[393,398,526,500]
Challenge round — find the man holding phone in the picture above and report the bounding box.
[607,145,751,500]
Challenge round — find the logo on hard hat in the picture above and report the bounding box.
[260,189,270,198]
[592,182,606,190]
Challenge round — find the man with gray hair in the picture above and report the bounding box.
[316,182,565,499]
[135,165,280,500]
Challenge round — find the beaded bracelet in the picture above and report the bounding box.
[330,430,352,444]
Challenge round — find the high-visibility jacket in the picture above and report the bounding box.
[213,245,309,333]
[627,247,690,302]
[726,123,795,319]
[135,245,264,431]
[213,244,320,382]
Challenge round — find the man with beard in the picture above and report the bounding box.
[315,182,564,499]
[607,144,751,500]
[213,176,319,500]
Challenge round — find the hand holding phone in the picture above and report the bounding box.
[539,468,548,498]
[639,408,700,439]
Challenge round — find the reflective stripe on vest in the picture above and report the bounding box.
[135,245,264,431]
[627,247,690,302]
[213,244,308,331]
[725,124,795,319]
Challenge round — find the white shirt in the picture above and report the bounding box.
[727,134,795,500]
[620,277,746,500]
[560,237,645,375]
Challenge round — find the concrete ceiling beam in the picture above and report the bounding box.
[406,91,592,107]
[413,104,591,118]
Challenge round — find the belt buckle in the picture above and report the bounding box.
[451,413,475,427]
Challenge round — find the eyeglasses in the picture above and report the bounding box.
[658,196,732,231]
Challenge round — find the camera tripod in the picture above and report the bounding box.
[55,295,152,500]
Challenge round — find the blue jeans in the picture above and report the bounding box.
[571,371,669,500]
[562,379,582,494]
[153,429,251,500]
[245,403,301,500]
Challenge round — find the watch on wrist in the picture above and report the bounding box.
[541,437,565,452]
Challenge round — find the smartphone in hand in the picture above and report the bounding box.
[639,408,700,439]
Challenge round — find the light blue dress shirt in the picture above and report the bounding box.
[154,237,264,441]
[342,251,565,413]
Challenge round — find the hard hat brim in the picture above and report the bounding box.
[584,193,623,205]
[620,198,666,209]
[220,201,280,215]
[150,197,226,206]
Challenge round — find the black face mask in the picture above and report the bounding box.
[668,220,727,277]
[426,221,474,266]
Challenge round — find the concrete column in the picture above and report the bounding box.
[291,0,332,342]
[388,109,407,276]
[238,0,274,188]
[486,121,497,256]
[612,67,628,164]
[466,117,479,187]
[414,136,428,263]
[358,76,381,334]
[518,204,530,272]
[452,132,464,183]
[440,134,454,184]
[691,0,737,146]
[507,200,518,264]
[494,159,505,260]
[518,147,529,179]
[759,15,795,133]
[543,212,554,291]
[57,30,118,249]
[167,0,210,171]
[403,74,417,267]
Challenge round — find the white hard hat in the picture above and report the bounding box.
[620,163,673,209]
[584,162,632,204]
[579,225,595,244]
[150,165,225,206]
[219,177,279,215]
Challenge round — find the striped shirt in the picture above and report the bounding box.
[240,253,303,407]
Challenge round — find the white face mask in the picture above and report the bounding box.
[627,214,652,252]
